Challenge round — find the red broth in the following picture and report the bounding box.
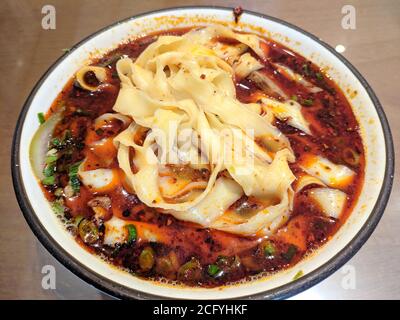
[39,27,364,287]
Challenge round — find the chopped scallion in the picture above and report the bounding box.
[293,270,304,280]
[139,247,155,271]
[263,241,276,257]
[125,224,137,243]
[51,199,65,215]
[207,264,221,277]
[70,176,80,193]
[68,161,82,194]
[73,215,85,227]
[37,113,45,124]
[51,138,61,147]
[43,163,56,177]
[42,175,55,185]
[69,161,81,175]
[45,155,58,165]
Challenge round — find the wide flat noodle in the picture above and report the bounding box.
[309,187,347,219]
[184,25,268,60]
[210,189,294,236]
[261,97,311,134]
[114,124,223,214]
[299,154,355,189]
[227,149,295,199]
[112,26,297,235]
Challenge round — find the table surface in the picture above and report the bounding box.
[0,0,399,300]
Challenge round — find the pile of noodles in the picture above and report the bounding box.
[109,26,297,236]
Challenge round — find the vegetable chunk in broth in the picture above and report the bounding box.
[30,25,364,287]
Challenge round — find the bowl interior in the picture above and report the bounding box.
[14,7,392,299]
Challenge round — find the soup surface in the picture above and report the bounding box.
[30,25,364,287]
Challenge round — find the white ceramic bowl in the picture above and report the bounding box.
[12,6,394,299]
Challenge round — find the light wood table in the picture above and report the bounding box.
[0,0,399,299]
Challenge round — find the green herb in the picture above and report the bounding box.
[293,270,304,280]
[37,112,45,124]
[282,244,298,262]
[69,162,80,175]
[263,241,276,257]
[68,161,82,194]
[302,99,314,106]
[42,176,55,185]
[61,48,71,53]
[50,138,61,147]
[291,95,298,101]
[315,72,323,81]
[43,163,56,177]
[45,155,58,164]
[45,149,58,164]
[125,224,137,243]
[207,264,221,277]
[70,176,80,193]
[51,199,65,215]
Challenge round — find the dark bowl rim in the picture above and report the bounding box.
[11,5,394,300]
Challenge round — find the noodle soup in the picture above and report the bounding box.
[30,25,364,287]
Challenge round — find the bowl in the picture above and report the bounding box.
[11,6,394,299]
